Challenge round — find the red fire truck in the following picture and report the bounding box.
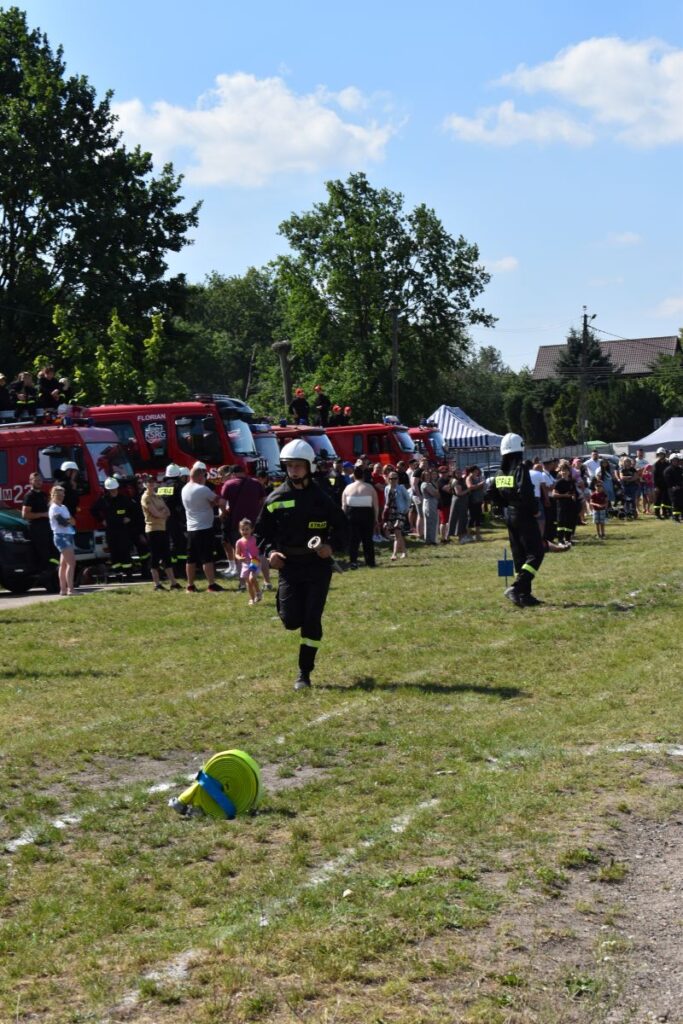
[0,418,135,570]
[86,397,260,474]
[326,417,417,466]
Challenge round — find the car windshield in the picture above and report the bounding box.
[307,433,338,460]
[221,416,258,456]
[395,430,416,453]
[87,442,134,482]
[254,434,281,473]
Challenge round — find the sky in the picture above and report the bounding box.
[18,0,683,370]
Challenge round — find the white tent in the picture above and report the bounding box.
[430,405,503,449]
[628,417,683,454]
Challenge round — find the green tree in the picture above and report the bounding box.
[275,172,495,422]
[647,346,683,417]
[0,6,200,375]
[441,345,514,434]
[547,384,580,446]
[554,325,615,389]
[176,268,285,408]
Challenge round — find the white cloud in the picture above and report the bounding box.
[444,100,592,145]
[653,296,683,318]
[444,37,683,147]
[489,256,520,273]
[606,231,642,246]
[113,73,394,187]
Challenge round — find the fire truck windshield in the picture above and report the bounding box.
[220,415,258,457]
[395,430,416,453]
[253,433,281,473]
[430,431,446,458]
[87,442,134,482]
[307,433,338,460]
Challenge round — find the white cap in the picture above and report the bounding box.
[60,460,79,472]
[191,461,207,472]
[178,465,190,477]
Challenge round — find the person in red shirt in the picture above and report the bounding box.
[590,478,608,540]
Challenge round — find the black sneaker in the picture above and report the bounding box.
[169,583,182,591]
[186,584,200,593]
[349,562,358,570]
[504,586,523,607]
[207,582,225,593]
[519,594,543,607]
[154,583,167,591]
[294,672,311,692]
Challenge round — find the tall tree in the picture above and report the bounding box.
[441,345,514,433]
[554,325,615,389]
[0,6,200,375]
[276,172,495,422]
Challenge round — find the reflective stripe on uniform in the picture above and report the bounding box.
[267,500,296,511]
[521,562,537,576]
[301,637,321,648]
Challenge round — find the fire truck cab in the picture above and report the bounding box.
[86,398,259,474]
[0,419,134,566]
[273,424,339,463]
[326,417,416,466]
[409,422,448,464]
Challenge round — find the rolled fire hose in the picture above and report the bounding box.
[170,749,263,819]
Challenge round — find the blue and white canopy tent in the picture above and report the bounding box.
[430,405,503,449]
[627,417,683,455]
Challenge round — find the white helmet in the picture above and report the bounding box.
[104,477,119,490]
[670,451,681,460]
[60,460,79,472]
[191,461,207,472]
[165,463,181,478]
[280,439,316,469]
[656,447,667,455]
[178,465,190,477]
[500,432,524,456]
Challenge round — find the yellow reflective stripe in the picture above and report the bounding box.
[495,475,514,488]
[521,562,537,576]
[267,500,296,511]
[301,637,321,648]
[308,520,327,528]
[157,486,175,495]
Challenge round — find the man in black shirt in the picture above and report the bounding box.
[21,472,58,570]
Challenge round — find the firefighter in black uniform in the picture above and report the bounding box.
[92,477,135,580]
[652,448,671,519]
[488,432,544,607]
[254,439,348,691]
[663,452,683,523]
[157,463,188,572]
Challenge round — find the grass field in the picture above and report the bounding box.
[1,516,682,1024]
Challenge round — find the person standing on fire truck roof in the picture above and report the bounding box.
[254,439,348,691]
[487,433,545,608]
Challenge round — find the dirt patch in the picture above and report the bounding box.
[431,802,683,1022]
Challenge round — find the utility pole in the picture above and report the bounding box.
[577,307,596,445]
[391,308,399,418]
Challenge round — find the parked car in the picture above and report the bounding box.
[0,506,58,594]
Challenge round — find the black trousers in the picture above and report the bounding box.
[347,508,376,566]
[505,511,545,596]
[30,522,58,570]
[107,529,132,570]
[277,559,332,675]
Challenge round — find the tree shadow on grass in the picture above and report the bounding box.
[317,676,526,699]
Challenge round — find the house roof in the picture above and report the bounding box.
[532,336,680,380]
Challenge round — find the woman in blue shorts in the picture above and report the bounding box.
[48,485,77,595]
